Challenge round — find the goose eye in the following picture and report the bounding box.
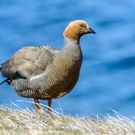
[79,23,86,28]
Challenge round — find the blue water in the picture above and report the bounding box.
[0,0,135,116]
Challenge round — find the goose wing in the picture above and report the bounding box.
[1,46,59,80]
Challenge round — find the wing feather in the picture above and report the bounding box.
[1,46,59,80]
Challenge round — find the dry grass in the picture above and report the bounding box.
[0,107,135,135]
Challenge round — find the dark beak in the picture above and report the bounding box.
[88,27,96,34]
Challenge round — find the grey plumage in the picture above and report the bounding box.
[0,20,95,112]
[1,46,57,79]
[0,43,82,99]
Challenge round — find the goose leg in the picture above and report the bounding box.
[34,98,42,113]
[48,98,52,113]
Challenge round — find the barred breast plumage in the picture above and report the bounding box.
[10,44,82,99]
[0,20,95,112]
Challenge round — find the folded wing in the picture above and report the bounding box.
[1,46,59,80]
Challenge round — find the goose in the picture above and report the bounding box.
[0,20,95,112]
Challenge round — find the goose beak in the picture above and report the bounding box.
[88,27,96,34]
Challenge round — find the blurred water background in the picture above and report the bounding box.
[0,0,135,117]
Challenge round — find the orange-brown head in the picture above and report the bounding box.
[63,20,95,42]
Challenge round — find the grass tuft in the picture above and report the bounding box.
[0,107,135,135]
